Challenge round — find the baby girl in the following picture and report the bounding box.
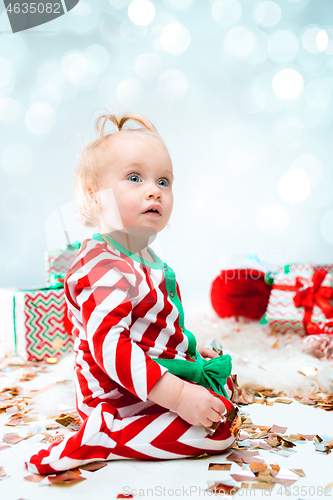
[26,113,237,474]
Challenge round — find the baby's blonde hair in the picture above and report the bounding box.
[74,112,167,227]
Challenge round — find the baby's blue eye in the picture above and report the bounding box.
[158,178,168,187]
[128,174,141,183]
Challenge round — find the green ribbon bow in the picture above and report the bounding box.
[154,351,232,400]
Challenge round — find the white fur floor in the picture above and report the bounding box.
[186,310,333,395]
[1,314,333,499]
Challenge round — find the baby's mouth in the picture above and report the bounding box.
[143,205,161,215]
[145,208,159,214]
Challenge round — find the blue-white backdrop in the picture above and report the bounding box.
[1,0,333,309]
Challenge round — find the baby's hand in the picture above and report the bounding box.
[197,345,219,359]
[173,383,226,428]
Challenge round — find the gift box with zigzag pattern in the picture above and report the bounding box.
[0,287,73,361]
[45,243,80,287]
[266,263,333,336]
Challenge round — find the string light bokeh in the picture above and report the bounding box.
[0,0,333,307]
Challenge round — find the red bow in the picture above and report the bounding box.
[306,321,333,336]
[293,269,333,333]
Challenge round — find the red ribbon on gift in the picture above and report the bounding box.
[293,269,333,331]
[306,320,333,335]
[273,269,333,335]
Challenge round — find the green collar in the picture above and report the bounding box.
[92,233,163,270]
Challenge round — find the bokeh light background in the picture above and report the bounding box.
[1,0,333,309]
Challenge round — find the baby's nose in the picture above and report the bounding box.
[147,191,161,198]
[146,183,162,198]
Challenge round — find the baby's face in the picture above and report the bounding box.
[97,133,173,234]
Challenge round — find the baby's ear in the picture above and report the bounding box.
[85,185,100,213]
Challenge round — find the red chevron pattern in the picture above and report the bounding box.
[266,264,333,335]
[26,390,235,474]
[23,288,73,361]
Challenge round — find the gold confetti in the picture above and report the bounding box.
[249,462,267,472]
[79,462,108,472]
[45,423,60,430]
[208,463,232,471]
[3,432,26,444]
[24,473,47,482]
[48,470,85,485]
[22,416,38,423]
[46,357,59,364]
[5,417,23,427]
[270,424,288,434]
[290,469,305,477]
[187,452,212,460]
[55,414,75,427]
[206,483,240,496]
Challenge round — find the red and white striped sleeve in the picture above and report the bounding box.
[70,248,168,402]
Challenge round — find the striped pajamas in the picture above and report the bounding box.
[26,235,235,474]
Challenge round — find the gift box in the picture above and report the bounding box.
[266,264,333,335]
[0,287,73,361]
[45,241,80,287]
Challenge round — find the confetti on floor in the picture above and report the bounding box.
[208,463,232,471]
[204,410,317,493]
[0,351,332,491]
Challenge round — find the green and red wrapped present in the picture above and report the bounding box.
[0,287,73,361]
[266,263,333,335]
[45,241,80,287]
